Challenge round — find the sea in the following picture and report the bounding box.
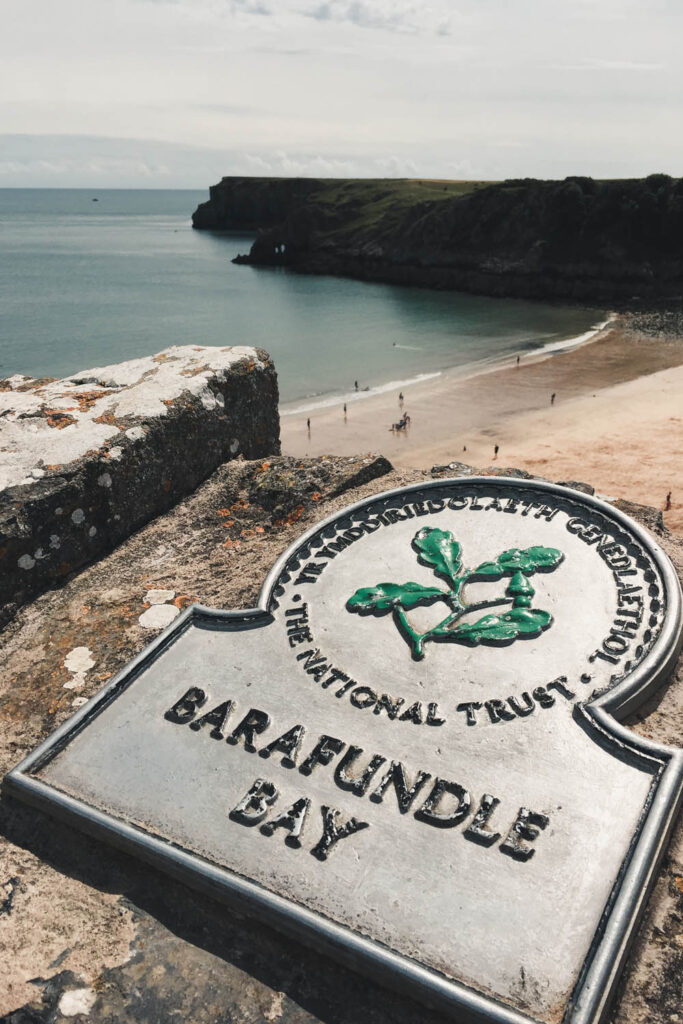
[0,189,607,410]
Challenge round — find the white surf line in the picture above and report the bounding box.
[442,313,619,386]
[280,371,442,417]
[280,314,617,417]
[535,314,616,356]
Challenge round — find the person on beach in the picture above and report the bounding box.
[391,411,411,432]
[354,380,358,391]
[343,403,347,416]
[516,356,520,366]
[306,418,310,431]
[399,391,404,404]
[494,444,499,459]
[665,491,672,511]
[551,392,556,405]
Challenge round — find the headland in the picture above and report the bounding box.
[193,175,683,304]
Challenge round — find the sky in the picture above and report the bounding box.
[1,0,682,188]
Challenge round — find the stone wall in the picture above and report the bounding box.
[0,345,279,626]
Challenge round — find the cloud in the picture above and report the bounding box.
[230,0,271,14]
[243,150,358,175]
[550,58,665,71]
[241,149,424,178]
[195,103,258,114]
[304,1,450,35]
[0,135,229,188]
[375,154,418,176]
[139,0,271,8]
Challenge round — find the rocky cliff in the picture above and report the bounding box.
[193,175,683,302]
[0,346,279,625]
[192,176,325,230]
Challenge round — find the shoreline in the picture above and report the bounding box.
[280,315,615,418]
[280,317,683,535]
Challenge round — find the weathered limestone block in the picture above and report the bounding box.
[0,346,279,625]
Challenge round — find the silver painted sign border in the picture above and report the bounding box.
[5,478,683,1024]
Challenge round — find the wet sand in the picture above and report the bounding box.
[281,323,683,534]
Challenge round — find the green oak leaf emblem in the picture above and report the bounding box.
[347,527,564,659]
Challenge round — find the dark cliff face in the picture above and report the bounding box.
[191,176,326,230]
[193,175,683,302]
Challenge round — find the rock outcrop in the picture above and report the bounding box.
[192,176,324,230]
[193,175,683,302]
[0,454,681,1024]
[0,346,279,626]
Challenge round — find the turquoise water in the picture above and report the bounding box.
[0,189,605,404]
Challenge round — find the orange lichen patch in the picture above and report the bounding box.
[229,499,250,511]
[255,526,265,533]
[276,505,306,527]
[241,528,255,539]
[0,375,58,392]
[93,411,119,426]
[675,876,683,893]
[162,398,175,406]
[221,520,235,528]
[180,364,210,377]
[217,508,232,517]
[46,464,62,470]
[163,479,172,493]
[45,411,78,429]
[311,491,322,501]
[152,352,178,363]
[60,389,111,413]
[223,538,242,548]
[97,672,112,682]
[173,595,196,609]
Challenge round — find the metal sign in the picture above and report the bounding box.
[6,478,683,1024]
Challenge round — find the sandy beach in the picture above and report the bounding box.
[281,320,683,535]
